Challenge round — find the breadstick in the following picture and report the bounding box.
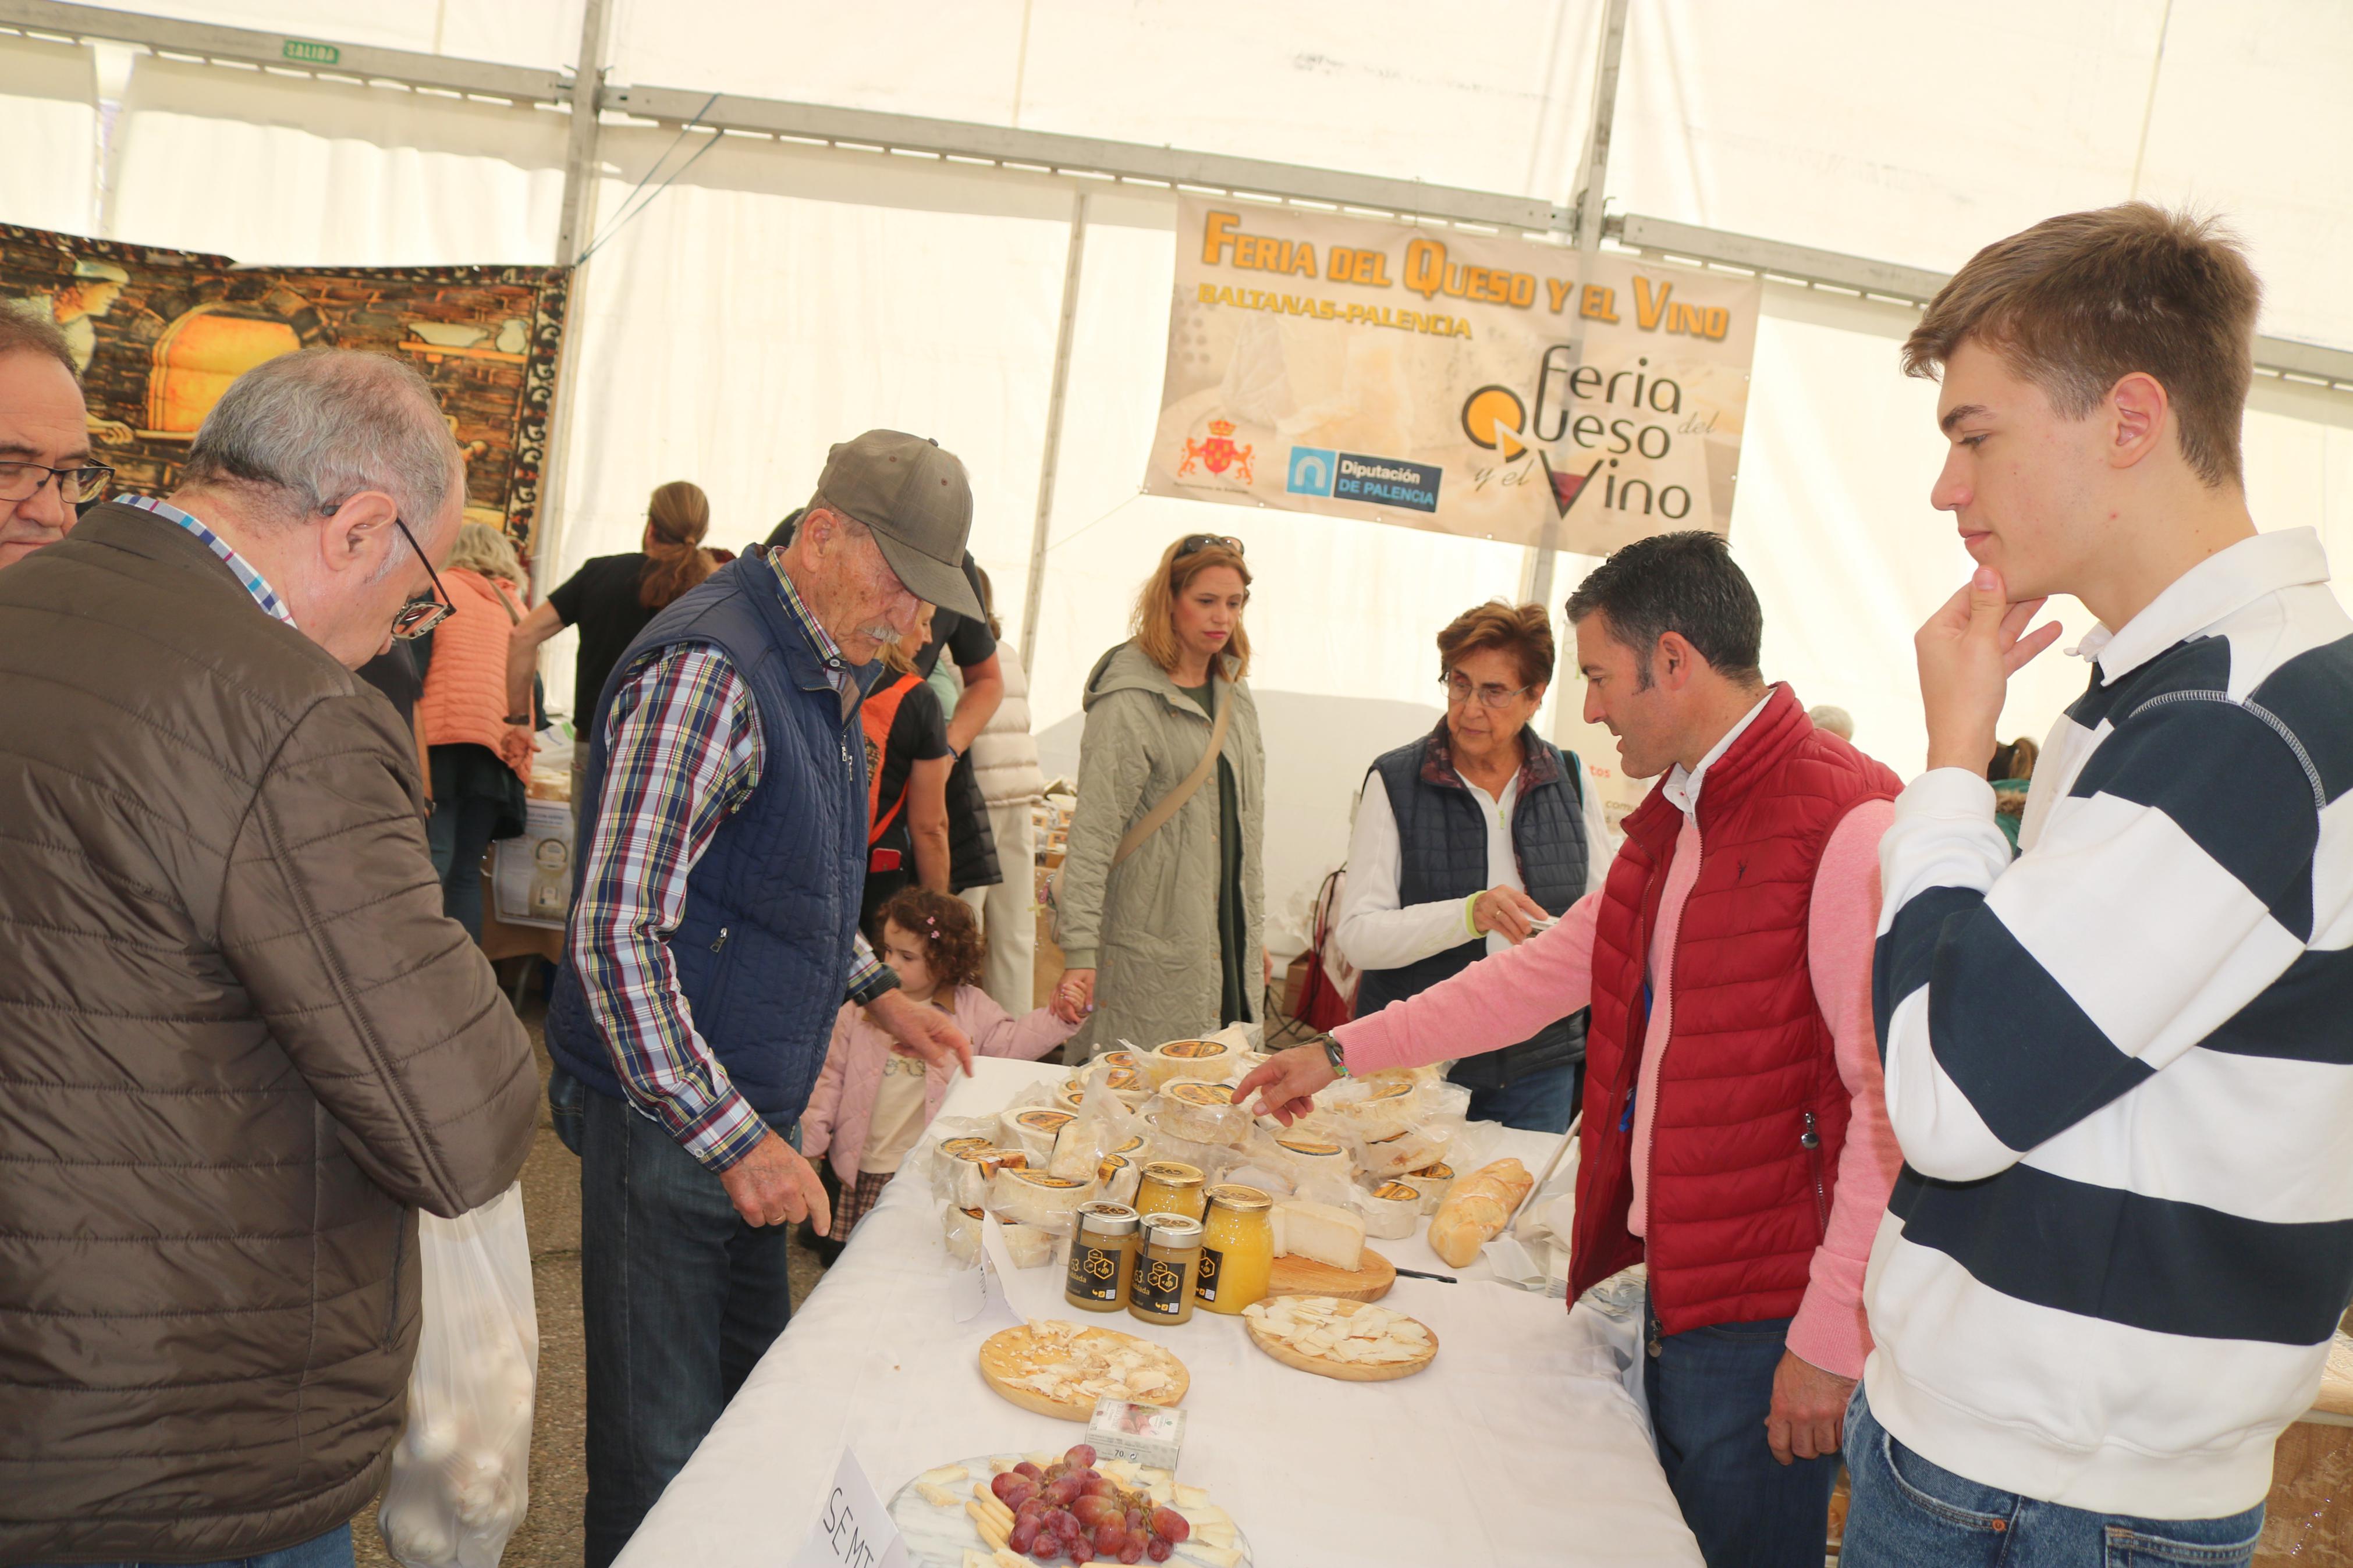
[1427,1157,1535,1267]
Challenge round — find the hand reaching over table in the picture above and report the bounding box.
[1236,1043,1339,1125]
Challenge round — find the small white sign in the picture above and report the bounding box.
[790,1448,911,1568]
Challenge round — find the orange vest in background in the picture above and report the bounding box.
[416,568,534,780]
[859,672,918,845]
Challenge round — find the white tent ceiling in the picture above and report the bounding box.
[2,0,2348,950]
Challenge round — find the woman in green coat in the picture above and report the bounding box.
[1056,535,1266,1054]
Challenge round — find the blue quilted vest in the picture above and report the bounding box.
[545,552,871,1123]
[1355,723,1590,1087]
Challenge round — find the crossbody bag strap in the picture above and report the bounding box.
[1110,679,1234,867]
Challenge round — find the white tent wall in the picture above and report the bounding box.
[609,0,1609,204]
[105,56,568,263]
[1609,0,2353,352]
[0,33,97,234]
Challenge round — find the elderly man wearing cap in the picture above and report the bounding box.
[545,431,988,1562]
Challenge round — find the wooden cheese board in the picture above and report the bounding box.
[1243,1294,1438,1383]
[977,1320,1189,1421]
[1266,1246,1395,1302]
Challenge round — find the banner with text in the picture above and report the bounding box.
[1145,198,1761,556]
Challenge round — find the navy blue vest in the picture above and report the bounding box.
[546,553,872,1124]
[1355,723,1590,1086]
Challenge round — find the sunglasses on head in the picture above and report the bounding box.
[1177,534,1244,559]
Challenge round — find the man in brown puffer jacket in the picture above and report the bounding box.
[0,349,537,1565]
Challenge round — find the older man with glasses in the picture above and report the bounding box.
[0,347,537,1568]
[1329,599,1616,1132]
[0,308,104,570]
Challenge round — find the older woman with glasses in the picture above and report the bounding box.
[1335,600,1614,1130]
[1054,533,1265,1055]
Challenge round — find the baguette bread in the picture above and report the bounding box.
[1426,1157,1535,1267]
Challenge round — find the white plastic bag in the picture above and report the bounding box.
[379,1183,537,1568]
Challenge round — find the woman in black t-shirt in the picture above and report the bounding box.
[507,480,717,798]
[510,479,715,720]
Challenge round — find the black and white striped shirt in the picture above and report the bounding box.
[1864,528,2353,1520]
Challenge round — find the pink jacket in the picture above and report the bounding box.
[1336,801,1901,1380]
[800,985,1077,1185]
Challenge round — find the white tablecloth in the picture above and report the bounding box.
[616,1058,1701,1567]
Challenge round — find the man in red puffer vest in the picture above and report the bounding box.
[1240,532,1905,1568]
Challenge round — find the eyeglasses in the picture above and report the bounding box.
[1443,673,1536,710]
[0,460,115,506]
[1178,534,1244,558]
[389,515,453,641]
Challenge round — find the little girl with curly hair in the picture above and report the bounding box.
[801,888,1082,1235]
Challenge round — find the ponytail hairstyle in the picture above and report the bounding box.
[638,479,716,609]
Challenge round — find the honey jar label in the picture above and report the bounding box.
[1066,1242,1125,1304]
[1195,1245,1227,1303]
[1134,1256,1190,1318]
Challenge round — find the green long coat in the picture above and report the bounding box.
[1058,640,1266,1054]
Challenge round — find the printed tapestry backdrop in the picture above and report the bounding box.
[1147,197,1761,556]
[1,223,567,548]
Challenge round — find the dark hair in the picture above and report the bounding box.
[875,887,986,992]
[1988,735,2040,783]
[0,307,78,380]
[1436,600,1555,690]
[1903,204,2259,490]
[1564,531,1762,688]
[639,479,714,609]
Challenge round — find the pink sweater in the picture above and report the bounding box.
[800,986,1077,1186]
[1336,801,1900,1380]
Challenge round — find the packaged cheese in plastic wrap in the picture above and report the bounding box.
[1138,1036,1245,1090]
[989,1167,1096,1233]
[943,1203,985,1265]
[1154,1079,1255,1148]
[1360,1123,1453,1178]
[1137,1114,1243,1187]
[1257,1129,1360,1207]
[1357,1180,1425,1240]
[1322,1073,1429,1142]
[999,1105,1078,1164]
[378,1183,536,1568]
[928,1119,1000,1199]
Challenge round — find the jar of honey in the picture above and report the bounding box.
[1063,1201,1140,1313]
[1127,1213,1205,1326]
[1134,1160,1206,1222]
[1195,1183,1273,1314]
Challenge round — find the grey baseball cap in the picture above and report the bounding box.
[807,430,982,620]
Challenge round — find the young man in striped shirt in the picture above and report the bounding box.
[1846,205,2353,1565]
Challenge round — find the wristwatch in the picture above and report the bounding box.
[847,965,902,1009]
[1321,1034,1349,1079]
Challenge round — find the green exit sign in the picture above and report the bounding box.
[282,38,339,65]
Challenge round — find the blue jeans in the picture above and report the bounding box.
[425,794,501,941]
[1461,1058,1584,1133]
[22,1523,353,1568]
[580,1083,796,1567]
[1642,1299,1837,1568]
[1841,1383,2265,1567]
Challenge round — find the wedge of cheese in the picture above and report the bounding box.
[1271,1198,1365,1270]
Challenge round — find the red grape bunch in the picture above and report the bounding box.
[988,1444,1194,1565]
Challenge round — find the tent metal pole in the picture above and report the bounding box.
[528,0,613,605]
[1018,187,1088,675]
[1524,0,1628,613]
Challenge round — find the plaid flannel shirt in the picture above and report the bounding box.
[569,550,882,1171]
